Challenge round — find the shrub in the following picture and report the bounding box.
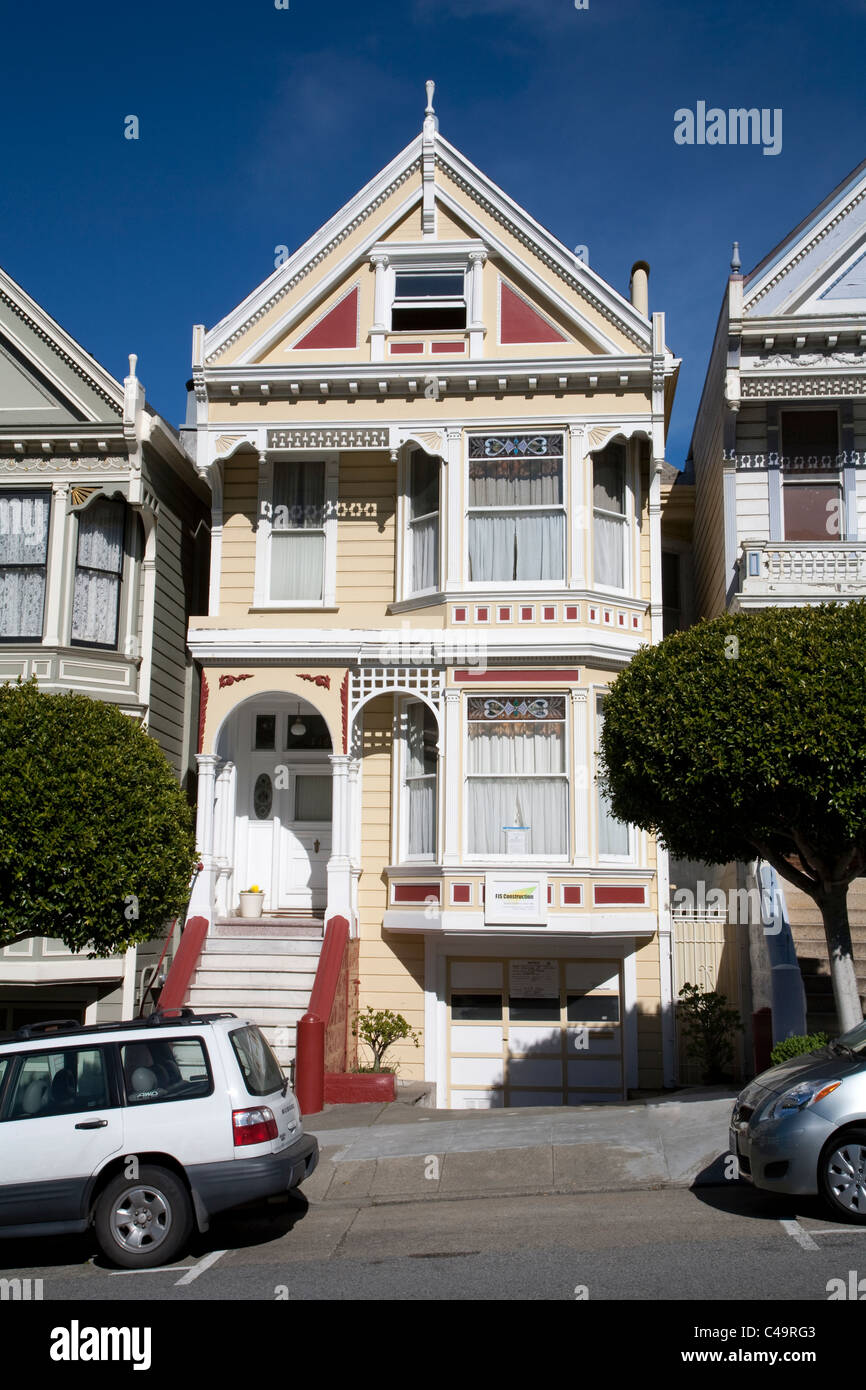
[678,982,743,1083]
[352,1005,420,1073]
[770,1033,830,1067]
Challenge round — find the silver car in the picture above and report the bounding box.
[730,1019,866,1221]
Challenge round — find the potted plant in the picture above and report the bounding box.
[238,884,265,919]
[324,1006,420,1103]
[678,982,743,1084]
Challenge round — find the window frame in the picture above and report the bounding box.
[464,432,568,589]
[402,449,441,599]
[463,692,570,862]
[594,691,632,862]
[397,698,439,862]
[779,407,844,543]
[591,439,632,596]
[0,488,52,644]
[70,495,127,651]
[390,266,467,333]
[254,453,338,609]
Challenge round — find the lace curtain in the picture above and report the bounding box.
[468,456,564,582]
[71,499,125,647]
[0,492,50,640]
[467,718,567,855]
[406,703,436,856]
[270,461,325,601]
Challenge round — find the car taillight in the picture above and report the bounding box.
[233,1107,278,1146]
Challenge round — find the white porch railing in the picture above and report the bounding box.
[738,540,866,598]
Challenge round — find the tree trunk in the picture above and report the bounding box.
[815,884,863,1034]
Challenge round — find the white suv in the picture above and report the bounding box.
[0,1009,319,1269]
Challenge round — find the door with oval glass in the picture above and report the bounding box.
[245,752,332,914]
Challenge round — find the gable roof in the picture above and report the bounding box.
[201,124,654,367]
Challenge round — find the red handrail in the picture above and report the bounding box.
[295,915,349,1115]
[158,916,209,1010]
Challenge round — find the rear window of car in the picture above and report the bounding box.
[120,1036,212,1105]
[229,1026,285,1097]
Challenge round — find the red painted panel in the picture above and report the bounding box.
[594,885,646,905]
[565,606,579,621]
[390,342,424,354]
[295,286,358,349]
[543,606,556,621]
[562,885,582,905]
[455,668,582,682]
[520,606,534,621]
[500,280,568,344]
[323,1072,396,1104]
[498,607,511,621]
[452,884,471,903]
[431,340,466,353]
[476,606,489,622]
[453,607,467,622]
[393,883,441,903]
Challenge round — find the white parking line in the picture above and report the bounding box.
[804,1227,866,1235]
[780,1218,819,1250]
[109,1265,193,1276]
[174,1248,227,1285]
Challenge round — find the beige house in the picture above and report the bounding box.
[183,89,681,1105]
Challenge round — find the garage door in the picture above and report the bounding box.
[447,957,624,1109]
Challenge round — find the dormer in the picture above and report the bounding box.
[369,239,487,362]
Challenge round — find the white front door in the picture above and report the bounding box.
[242,757,331,913]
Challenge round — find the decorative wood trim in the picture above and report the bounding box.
[299,673,331,690]
[218,673,254,688]
[197,671,209,754]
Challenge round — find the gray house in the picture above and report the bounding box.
[687,157,866,1042]
[0,265,209,1029]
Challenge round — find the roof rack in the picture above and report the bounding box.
[5,1010,239,1044]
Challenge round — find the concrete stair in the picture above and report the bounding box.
[783,879,866,1034]
[185,919,324,1070]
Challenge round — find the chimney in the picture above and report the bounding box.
[629,261,650,317]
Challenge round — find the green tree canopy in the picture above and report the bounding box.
[0,679,198,954]
[599,602,866,1031]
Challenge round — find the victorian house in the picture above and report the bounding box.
[182,89,681,1105]
[688,155,866,1042]
[0,266,209,1030]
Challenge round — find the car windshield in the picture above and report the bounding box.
[230,1025,285,1097]
[834,1020,866,1054]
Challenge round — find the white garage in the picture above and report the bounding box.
[446,956,625,1108]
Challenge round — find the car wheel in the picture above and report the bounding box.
[820,1129,866,1224]
[94,1165,193,1268]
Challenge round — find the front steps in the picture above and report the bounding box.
[783,879,866,1034]
[185,919,324,1070]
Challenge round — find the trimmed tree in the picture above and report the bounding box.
[598,602,866,1034]
[0,679,198,954]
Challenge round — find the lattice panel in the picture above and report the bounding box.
[349,666,444,725]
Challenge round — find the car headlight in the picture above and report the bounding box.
[767,1079,841,1119]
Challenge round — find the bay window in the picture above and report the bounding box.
[404,701,437,857]
[71,497,125,648]
[0,490,50,641]
[467,434,565,583]
[593,442,627,589]
[408,450,439,593]
[466,695,568,857]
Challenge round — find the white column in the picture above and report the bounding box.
[43,483,68,646]
[571,689,589,862]
[569,425,587,588]
[136,515,157,724]
[327,753,353,926]
[207,463,224,617]
[370,253,389,363]
[441,689,461,865]
[468,251,486,359]
[188,753,219,925]
[444,427,463,590]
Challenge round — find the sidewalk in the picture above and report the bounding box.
[301,1088,738,1206]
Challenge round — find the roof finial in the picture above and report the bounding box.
[423,79,438,139]
[128,353,138,379]
[731,241,741,273]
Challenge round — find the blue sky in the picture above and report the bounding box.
[2,0,864,465]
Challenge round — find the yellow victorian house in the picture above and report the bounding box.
[180,88,680,1107]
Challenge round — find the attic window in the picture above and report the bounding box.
[392,271,466,332]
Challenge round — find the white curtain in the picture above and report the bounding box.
[71,500,125,646]
[271,461,325,600]
[294,775,332,821]
[467,720,566,855]
[411,515,438,592]
[0,493,50,639]
[593,514,625,588]
[469,459,561,507]
[468,513,564,582]
[406,703,436,856]
[270,533,324,601]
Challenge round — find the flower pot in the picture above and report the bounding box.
[238,891,265,919]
